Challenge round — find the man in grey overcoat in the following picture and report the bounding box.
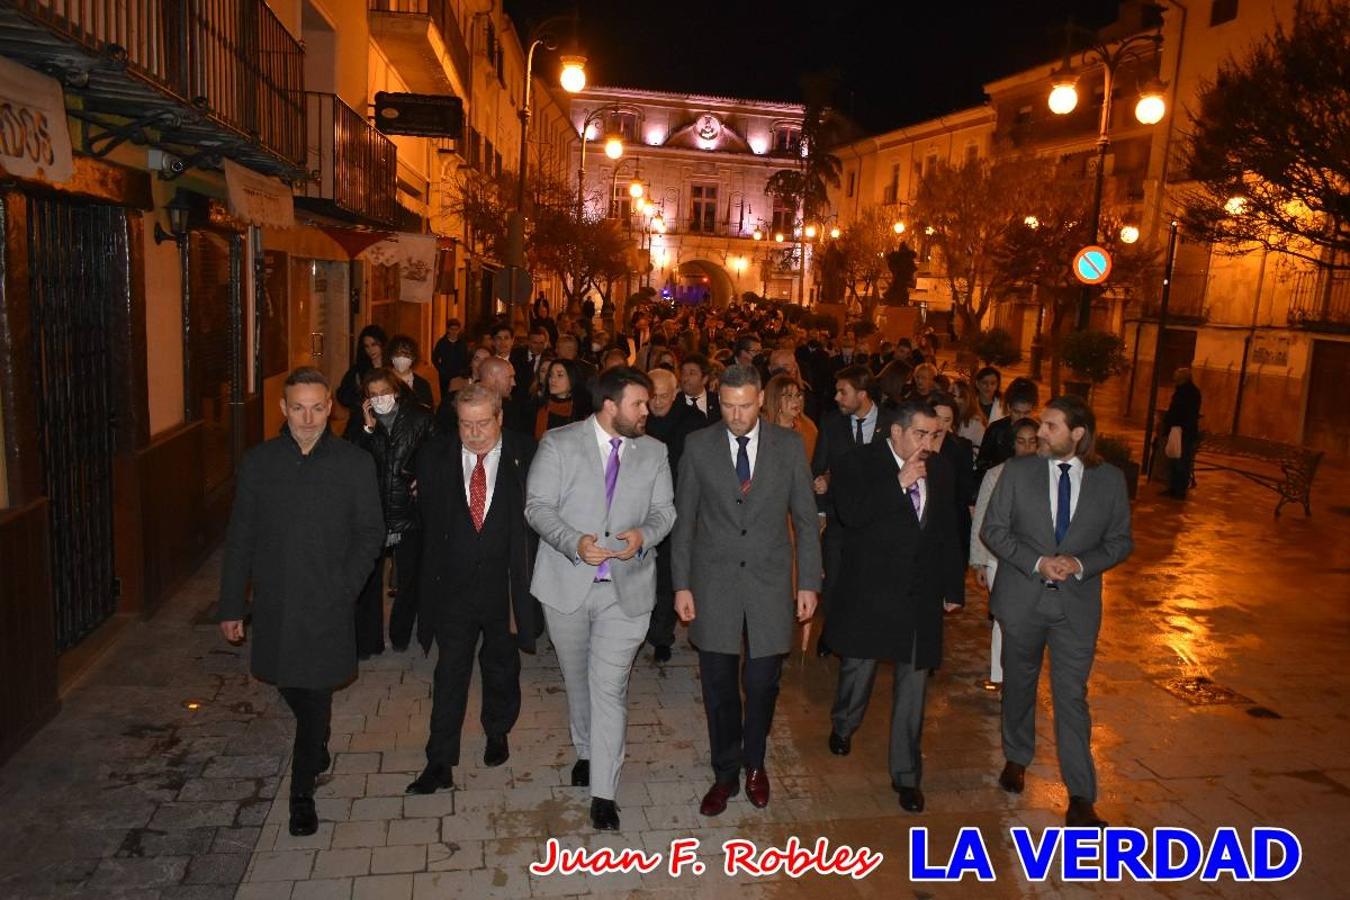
[672,364,822,817]
[219,367,384,837]
[525,366,676,832]
[981,394,1133,829]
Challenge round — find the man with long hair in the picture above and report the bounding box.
[981,395,1133,828]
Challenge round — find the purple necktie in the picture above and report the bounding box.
[908,481,922,519]
[596,436,622,580]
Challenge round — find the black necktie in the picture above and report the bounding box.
[1055,463,1072,544]
[736,435,751,493]
[854,417,864,445]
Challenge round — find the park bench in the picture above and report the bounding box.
[1193,431,1323,517]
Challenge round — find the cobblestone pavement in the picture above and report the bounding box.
[2,455,1349,899]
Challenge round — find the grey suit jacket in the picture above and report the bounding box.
[525,416,676,617]
[981,454,1133,628]
[672,420,823,658]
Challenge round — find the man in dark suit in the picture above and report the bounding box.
[219,367,385,837]
[510,327,551,403]
[431,318,470,397]
[478,356,533,438]
[672,365,821,816]
[976,377,1039,482]
[1162,366,1202,499]
[406,384,539,795]
[981,395,1134,828]
[811,364,892,656]
[823,400,964,814]
[677,353,720,425]
[643,368,701,663]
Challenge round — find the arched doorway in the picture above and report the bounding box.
[669,259,736,307]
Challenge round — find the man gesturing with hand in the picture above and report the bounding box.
[524,367,675,832]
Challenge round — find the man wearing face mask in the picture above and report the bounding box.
[385,335,436,412]
[822,400,965,815]
[353,367,437,656]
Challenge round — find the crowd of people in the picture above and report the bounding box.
[218,295,1134,839]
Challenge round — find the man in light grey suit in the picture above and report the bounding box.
[672,365,821,817]
[981,395,1133,828]
[524,366,676,831]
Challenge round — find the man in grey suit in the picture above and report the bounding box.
[981,395,1133,828]
[672,365,822,817]
[524,366,676,831]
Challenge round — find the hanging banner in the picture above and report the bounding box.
[360,233,438,303]
[0,55,75,185]
[224,158,295,229]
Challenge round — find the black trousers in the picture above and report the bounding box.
[645,535,676,648]
[1168,438,1198,499]
[426,593,522,768]
[820,521,844,619]
[278,686,333,798]
[356,531,424,654]
[698,648,784,784]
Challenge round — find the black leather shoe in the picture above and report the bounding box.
[1066,796,1108,828]
[406,765,453,795]
[571,759,590,787]
[898,787,925,813]
[288,796,318,836]
[483,734,509,768]
[998,761,1026,794]
[653,644,672,663]
[590,797,620,831]
[319,747,332,775]
[815,637,832,658]
[828,731,851,756]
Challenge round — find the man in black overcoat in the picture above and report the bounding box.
[822,400,965,815]
[406,384,541,794]
[219,367,385,837]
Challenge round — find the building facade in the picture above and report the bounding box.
[0,0,574,760]
[569,87,805,307]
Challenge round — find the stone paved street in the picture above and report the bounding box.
[1,455,1349,899]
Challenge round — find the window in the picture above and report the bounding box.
[910,161,923,198]
[467,126,481,169]
[1210,0,1238,25]
[924,152,939,177]
[610,112,638,142]
[771,197,794,235]
[483,137,494,174]
[1014,104,1033,125]
[965,143,980,164]
[690,183,718,233]
[773,124,801,154]
[845,170,856,198]
[611,181,633,220]
[882,163,899,204]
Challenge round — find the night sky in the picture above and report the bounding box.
[505,0,1124,133]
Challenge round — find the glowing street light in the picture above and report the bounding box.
[559,55,587,93]
[892,220,905,235]
[1048,79,1079,115]
[752,228,763,241]
[774,232,785,243]
[604,135,624,160]
[1024,215,1040,229]
[804,224,818,239]
[628,179,644,199]
[1134,79,1167,125]
[1224,195,1248,216]
[1120,224,1140,244]
[830,226,841,239]
[652,214,666,233]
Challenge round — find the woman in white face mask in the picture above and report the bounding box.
[384,335,435,412]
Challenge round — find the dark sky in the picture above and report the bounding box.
[505,0,1124,133]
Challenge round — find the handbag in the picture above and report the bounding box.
[1165,426,1183,460]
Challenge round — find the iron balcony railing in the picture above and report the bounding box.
[1144,270,1209,322]
[299,92,398,227]
[1287,268,1350,330]
[368,0,471,91]
[2,0,305,169]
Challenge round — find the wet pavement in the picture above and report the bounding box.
[1,448,1349,899]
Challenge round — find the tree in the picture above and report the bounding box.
[912,156,1043,335]
[765,76,844,229]
[441,167,515,261]
[832,206,895,319]
[528,179,632,308]
[1179,1,1350,270]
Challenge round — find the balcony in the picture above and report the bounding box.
[1287,268,1350,332]
[295,93,398,227]
[1143,271,1209,323]
[0,0,306,178]
[368,0,471,96]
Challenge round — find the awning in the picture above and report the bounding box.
[224,158,295,229]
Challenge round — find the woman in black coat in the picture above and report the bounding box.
[351,367,437,655]
[532,358,591,440]
[386,334,436,412]
[338,325,388,439]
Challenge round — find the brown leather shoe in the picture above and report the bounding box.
[745,768,770,808]
[1065,796,1107,828]
[699,779,739,816]
[998,761,1026,794]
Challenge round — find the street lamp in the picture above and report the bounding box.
[604,135,624,160]
[576,104,631,219]
[804,224,817,240]
[830,226,841,239]
[1024,215,1041,229]
[559,55,587,93]
[628,180,644,199]
[1047,25,1165,329]
[892,220,905,235]
[1120,224,1141,244]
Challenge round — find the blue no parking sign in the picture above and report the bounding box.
[1073,245,1113,285]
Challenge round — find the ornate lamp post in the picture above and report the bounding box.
[1047,26,1167,330]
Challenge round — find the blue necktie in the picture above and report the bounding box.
[736,435,751,494]
[854,417,864,445]
[1055,462,1072,544]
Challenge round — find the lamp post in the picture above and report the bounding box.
[575,104,627,221]
[508,14,585,308]
[1047,26,1166,330]
[608,156,643,221]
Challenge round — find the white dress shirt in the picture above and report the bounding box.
[887,441,926,520]
[853,401,880,445]
[1038,455,1084,579]
[461,437,503,516]
[726,421,761,478]
[593,417,628,466]
[686,391,709,414]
